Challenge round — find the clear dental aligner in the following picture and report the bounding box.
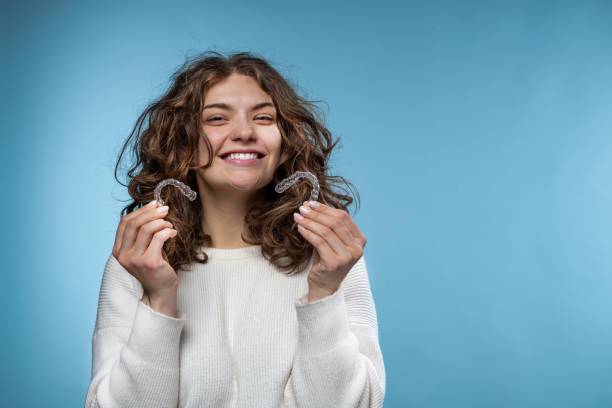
[274,171,320,202]
[154,178,198,207]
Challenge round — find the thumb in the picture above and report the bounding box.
[146,228,177,260]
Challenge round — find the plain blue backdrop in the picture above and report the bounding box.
[3,0,612,406]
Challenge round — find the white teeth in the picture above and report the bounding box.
[225,153,258,160]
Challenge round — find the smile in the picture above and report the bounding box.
[220,153,264,167]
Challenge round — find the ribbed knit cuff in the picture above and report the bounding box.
[125,300,186,369]
[293,288,350,357]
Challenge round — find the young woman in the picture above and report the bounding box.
[85,51,386,407]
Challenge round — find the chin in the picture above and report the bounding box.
[227,179,263,191]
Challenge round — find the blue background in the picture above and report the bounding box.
[3,0,612,406]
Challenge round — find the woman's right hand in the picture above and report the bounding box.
[112,200,179,300]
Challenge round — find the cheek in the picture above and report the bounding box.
[265,129,283,157]
[197,133,223,163]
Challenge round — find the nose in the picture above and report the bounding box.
[231,116,256,142]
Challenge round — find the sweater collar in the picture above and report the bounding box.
[199,244,263,260]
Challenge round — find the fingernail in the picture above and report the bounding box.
[294,212,304,221]
[146,200,158,207]
[157,206,169,213]
[309,201,319,209]
[299,205,310,215]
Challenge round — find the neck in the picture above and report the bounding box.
[197,179,263,249]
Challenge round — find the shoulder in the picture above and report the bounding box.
[94,253,144,331]
[339,253,379,328]
[102,253,142,295]
[340,253,370,294]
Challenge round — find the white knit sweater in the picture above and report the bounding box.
[85,244,386,407]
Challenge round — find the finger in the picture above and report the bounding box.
[307,201,366,247]
[297,224,338,263]
[145,227,178,260]
[114,200,159,256]
[304,201,356,238]
[132,219,174,256]
[298,203,356,248]
[120,204,169,254]
[307,201,361,236]
[295,210,351,260]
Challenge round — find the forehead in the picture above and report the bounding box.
[204,73,272,105]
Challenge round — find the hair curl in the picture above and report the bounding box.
[114,50,360,275]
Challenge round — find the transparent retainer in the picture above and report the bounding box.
[154,178,198,207]
[274,171,320,202]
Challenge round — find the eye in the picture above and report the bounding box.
[207,115,274,123]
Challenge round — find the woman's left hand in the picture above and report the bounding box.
[293,200,367,302]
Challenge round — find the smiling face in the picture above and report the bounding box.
[195,73,287,196]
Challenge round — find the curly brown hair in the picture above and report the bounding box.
[114,50,360,275]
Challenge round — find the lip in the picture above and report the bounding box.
[221,155,263,167]
[219,150,266,157]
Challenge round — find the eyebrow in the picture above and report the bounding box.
[202,102,275,111]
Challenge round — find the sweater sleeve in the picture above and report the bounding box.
[283,254,386,407]
[84,253,186,408]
